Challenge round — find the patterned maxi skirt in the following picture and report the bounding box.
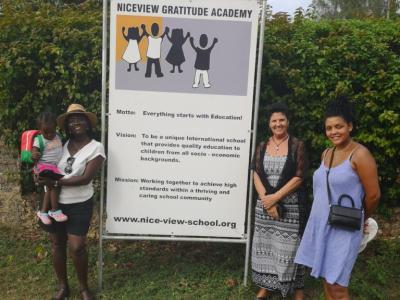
[251,155,305,297]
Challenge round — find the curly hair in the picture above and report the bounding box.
[324,96,356,126]
[266,102,290,122]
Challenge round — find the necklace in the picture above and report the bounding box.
[271,135,289,153]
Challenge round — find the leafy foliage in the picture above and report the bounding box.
[0,0,102,147]
[312,0,400,19]
[0,2,399,205]
[260,16,400,206]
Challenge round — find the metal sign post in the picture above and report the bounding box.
[243,0,266,286]
[98,0,109,290]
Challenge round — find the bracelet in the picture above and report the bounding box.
[53,180,59,188]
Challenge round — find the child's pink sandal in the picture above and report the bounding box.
[48,210,68,222]
[37,211,52,225]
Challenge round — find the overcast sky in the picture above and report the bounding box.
[268,0,313,15]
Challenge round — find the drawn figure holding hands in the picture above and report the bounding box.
[165,29,190,73]
[142,23,169,78]
[122,26,145,72]
[190,34,218,88]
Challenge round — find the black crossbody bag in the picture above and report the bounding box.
[326,147,363,231]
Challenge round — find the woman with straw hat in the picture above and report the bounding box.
[38,103,106,300]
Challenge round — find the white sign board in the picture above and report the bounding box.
[106,0,260,238]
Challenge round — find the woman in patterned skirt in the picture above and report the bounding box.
[251,103,308,299]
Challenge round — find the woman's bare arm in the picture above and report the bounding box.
[352,146,380,219]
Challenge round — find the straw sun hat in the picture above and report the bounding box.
[359,217,378,253]
[57,103,98,130]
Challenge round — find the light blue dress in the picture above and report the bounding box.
[294,155,364,287]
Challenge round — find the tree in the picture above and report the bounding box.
[312,0,399,19]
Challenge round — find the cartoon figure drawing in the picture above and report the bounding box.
[122,26,145,72]
[142,23,169,78]
[165,29,190,73]
[190,34,218,88]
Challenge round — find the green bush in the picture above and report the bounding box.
[259,16,400,207]
[0,0,102,147]
[0,3,398,205]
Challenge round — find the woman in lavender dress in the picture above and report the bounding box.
[251,103,309,300]
[295,97,380,299]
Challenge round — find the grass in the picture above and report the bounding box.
[0,225,399,299]
[100,240,252,299]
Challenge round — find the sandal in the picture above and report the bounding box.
[37,211,52,225]
[80,289,95,300]
[53,285,69,300]
[48,210,68,222]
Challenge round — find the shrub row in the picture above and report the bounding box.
[259,16,400,207]
[0,0,102,146]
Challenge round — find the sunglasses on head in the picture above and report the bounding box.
[64,157,75,174]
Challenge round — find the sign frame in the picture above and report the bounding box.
[98,0,267,289]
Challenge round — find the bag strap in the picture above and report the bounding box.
[326,147,336,206]
[347,146,365,209]
[37,134,45,154]
[326,147,364,209]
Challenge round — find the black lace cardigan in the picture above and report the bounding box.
[252,135,309,236]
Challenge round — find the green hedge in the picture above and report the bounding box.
[0,2,399,205]
[0,0,102,146]
[259,16,400,207]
